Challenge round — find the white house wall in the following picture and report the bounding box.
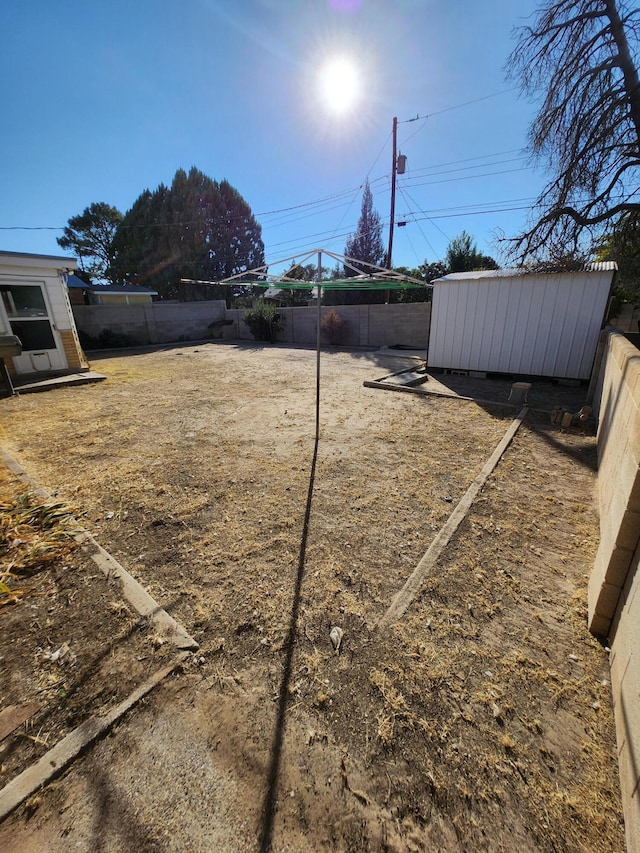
[428,270,613,380]
[0,252,86,374]
[0,259,77,335]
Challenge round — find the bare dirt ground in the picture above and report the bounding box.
[0,343,625,851]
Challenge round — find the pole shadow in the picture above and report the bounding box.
[259,436,319,853]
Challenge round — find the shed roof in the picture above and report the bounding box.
[432,262,618,284]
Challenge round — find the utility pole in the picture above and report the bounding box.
[386,116,398,271]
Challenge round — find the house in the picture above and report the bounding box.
[66,275,157,305]
[427,264,617,381]
[0,251,88,377]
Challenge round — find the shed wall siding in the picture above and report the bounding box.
[428,271,612,379]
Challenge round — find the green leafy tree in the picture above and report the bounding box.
[57,202,123,284]
[506,0,640,262]
[421,260,447,282]
[110,167,264,301]
[389,265,431,303]
[596,212,640,303]
[445,232,498,273]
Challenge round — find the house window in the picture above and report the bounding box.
[7,320,56,350]
[1,285,48,318]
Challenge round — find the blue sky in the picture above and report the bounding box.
[1,0,544,272]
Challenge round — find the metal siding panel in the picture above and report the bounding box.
[469,282,489,369]
[440,283,455,367]
[561,273,588,377]
[474,281,494,370]
[448,282,464,368]
[542,275,571,376]
[428,284,448,368]
[459,281,478,368]
[525,276,549,373]
[427,270,612,378]
[486,281,507,373]
[501,277,521,372]
[576,272,611,379]
[509,277,532,373]
[516,277,543,373]
[517,278,537,373]
[428,288,440,365]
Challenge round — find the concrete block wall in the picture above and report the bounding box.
[589,328,640,852]
[73,301,227,346]
[224,302,431,348]
[609,543,640,853]
[589,331,640,635]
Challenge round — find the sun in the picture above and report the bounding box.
[317,56,361,114]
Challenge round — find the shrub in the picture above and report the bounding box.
[78,328,138,349]
[243,301,284,343]
[320,309,348,345]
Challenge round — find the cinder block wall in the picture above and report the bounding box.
[73,301,430,349]
[73,301,227,346]
[589,329,640,852]
[224,302,431,348]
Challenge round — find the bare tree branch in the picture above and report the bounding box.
[505,0,640,262]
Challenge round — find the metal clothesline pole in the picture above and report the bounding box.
[315,250,322,442]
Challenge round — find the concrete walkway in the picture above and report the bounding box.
[8,371,106,395]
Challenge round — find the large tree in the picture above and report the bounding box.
[337,179,386,304]
[444,231,499,273]
[57,202,123,284]
[596,211,640,301]
[506,0,640,262]
[344,179,385,276]
[110,167,265,301]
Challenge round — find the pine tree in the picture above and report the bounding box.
[344,179,385,276]
[57,202,123,284]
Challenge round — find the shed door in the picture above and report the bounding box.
[0,282,65,373]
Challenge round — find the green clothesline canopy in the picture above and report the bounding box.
[235,278,425,290]
[180,247,428,291]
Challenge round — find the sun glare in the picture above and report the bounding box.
[318,57,361,114]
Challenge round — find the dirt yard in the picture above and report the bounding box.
[0,343,625,851]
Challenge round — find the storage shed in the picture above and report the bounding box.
[427,264,616,381]
[0,251,88,376]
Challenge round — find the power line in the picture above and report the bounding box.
[396,185,441,256]
[399,88,519,124]
[397,184,451,245]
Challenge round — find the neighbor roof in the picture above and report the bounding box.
[66,274,157,295]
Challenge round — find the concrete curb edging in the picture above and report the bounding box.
[73,531,199,651]
[0,446,199,652]
[378,407,529,628]
[364,378,518,409]
[0,654,189,823]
